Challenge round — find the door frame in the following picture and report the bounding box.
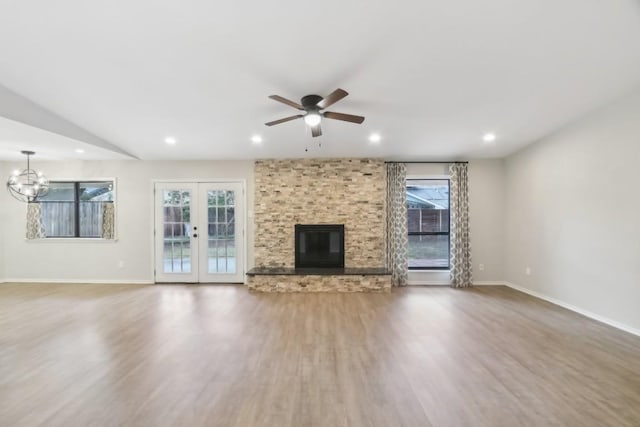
[150,179,247,284]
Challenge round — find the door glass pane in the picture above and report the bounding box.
[207,190,236,274]
[162,190,191,273]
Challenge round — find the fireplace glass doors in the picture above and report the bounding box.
[295,224,344,269]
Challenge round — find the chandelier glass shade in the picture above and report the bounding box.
[6,151,50,203]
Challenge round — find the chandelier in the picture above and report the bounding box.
[6,151,50,203]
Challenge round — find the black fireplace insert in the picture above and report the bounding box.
[295,224,344,269]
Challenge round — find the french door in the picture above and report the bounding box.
[154,181,244,283]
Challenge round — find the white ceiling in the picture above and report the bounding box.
[0,116,131,161]
[1,0,639,161]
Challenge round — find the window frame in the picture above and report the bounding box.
[37,178,117,240]
[406,175,451,271]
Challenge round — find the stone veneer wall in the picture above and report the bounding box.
[254,158,385,268]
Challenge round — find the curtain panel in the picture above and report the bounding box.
[102,203,115,239]
[386,163,408,287]
[449,163,473,287]
[26,202,46,239]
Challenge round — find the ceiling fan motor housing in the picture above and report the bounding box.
[301,95,323,110]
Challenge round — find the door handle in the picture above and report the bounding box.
[193,234,198,238]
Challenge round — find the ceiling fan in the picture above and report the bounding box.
[265,88,365,137]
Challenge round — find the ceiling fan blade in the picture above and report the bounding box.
[317,89,348,109]
[268,95,304,110]
[311,124,322,137]
[265,115,303,126]
[323,111,365,124]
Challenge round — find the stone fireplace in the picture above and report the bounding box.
[247,158,391,292]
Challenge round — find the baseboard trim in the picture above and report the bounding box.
[473,281,506,286]
[2,278,154,285]
[504,281,640,338]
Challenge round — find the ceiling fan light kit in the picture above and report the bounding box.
[303,112,322,127]
[265,88,365,137]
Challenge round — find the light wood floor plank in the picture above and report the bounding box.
[0,284,639,426]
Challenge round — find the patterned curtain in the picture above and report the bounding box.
[102,203,115,239]
[26,202,46,239]
[386,163,408,287]
[449,163,473,288]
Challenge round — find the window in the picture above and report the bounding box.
[407,179,450,269]
[39,181,115,238]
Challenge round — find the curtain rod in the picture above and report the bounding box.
[384,161,469,164]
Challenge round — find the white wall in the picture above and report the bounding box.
[407,160,505,285]
[504,87,640,332]
[0,160,254,283]
[468,159,505,283]
[1,158,504,285]
[0,162,6,282]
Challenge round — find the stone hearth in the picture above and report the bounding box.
[246,267,391,293]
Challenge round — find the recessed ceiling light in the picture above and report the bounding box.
[482,133,497,143]
[251,135,263,144]
[75,149,85,153]
[165,137,177,145]
[369,133,382,143]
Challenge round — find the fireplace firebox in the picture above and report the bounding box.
[295,224,344,269]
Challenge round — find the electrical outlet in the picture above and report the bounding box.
[478,263,485,271]
[525,267,531,276]
[117,260,125,269]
